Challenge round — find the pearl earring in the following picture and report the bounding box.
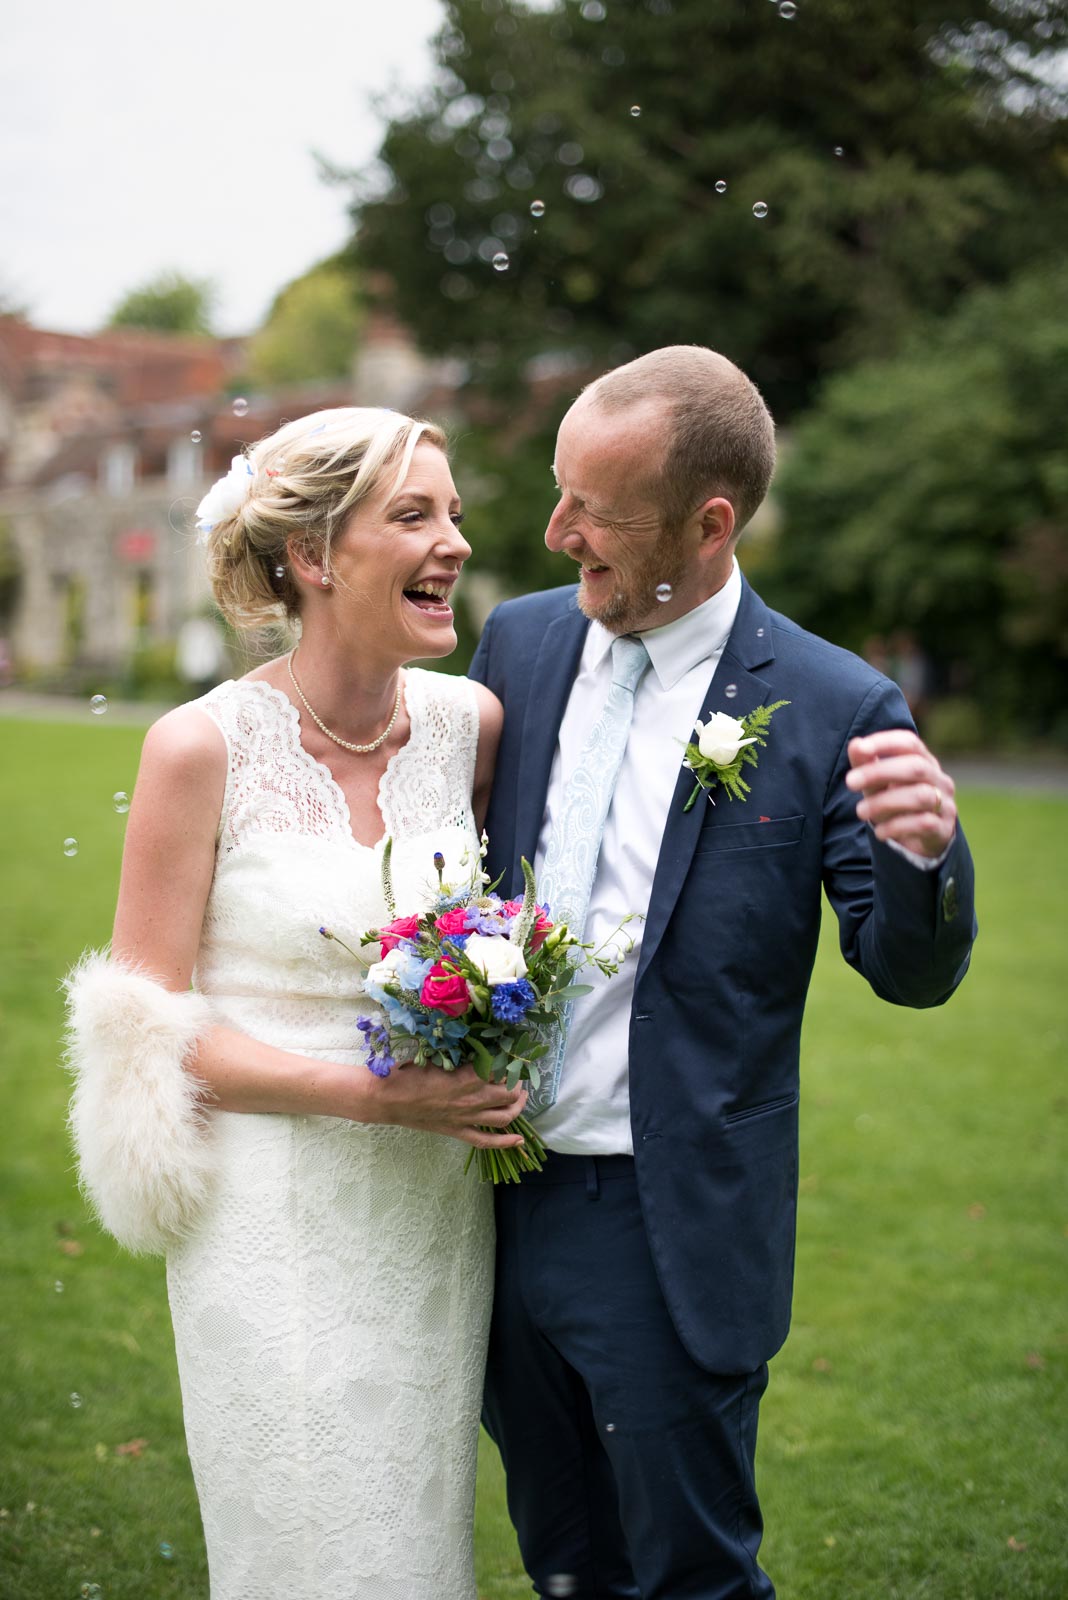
[321,574,330,587]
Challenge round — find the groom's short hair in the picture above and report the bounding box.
[583,345,776,536]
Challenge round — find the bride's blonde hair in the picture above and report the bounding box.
[203,407,447,630]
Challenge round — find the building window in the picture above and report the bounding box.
[102,442,137,494]
[167,436,203,487]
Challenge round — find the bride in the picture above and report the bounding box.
[65,408,528,1599]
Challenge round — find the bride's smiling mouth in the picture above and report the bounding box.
[402,576,456,619]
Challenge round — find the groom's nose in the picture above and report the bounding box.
[545,493,583,553]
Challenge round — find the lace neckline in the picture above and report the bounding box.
[232,673,418,853]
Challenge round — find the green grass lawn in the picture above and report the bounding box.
[1,715,1064,1599]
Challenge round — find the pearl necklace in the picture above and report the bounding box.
[287,647,403,755]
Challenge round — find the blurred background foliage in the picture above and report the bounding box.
[339,0,1067,739]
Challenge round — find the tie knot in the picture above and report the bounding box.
[610,634,649,693]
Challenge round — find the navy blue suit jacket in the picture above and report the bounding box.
[469,578,976,1374]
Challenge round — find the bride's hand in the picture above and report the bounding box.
[364,1063,529,1149]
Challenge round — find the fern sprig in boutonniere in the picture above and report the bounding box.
[681,701,790,811]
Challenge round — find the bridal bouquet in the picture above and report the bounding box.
[321,838,632,1183]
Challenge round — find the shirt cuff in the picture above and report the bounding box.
[883,835,953,872]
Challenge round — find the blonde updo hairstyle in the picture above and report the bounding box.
[203,407,448,631]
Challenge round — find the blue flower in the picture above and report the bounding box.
[490,979,537,1024]
[356,1014,395,1077]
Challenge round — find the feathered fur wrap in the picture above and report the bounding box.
[63,951,218,1254]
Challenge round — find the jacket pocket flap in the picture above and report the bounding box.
[695,814,805,854]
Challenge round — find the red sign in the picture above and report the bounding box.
[116,529,156,562]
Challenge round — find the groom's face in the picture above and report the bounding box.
[546,396,687,634]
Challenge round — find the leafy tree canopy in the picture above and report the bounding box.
[247,259,364,388]
[351,0,1067,417]
[106,271,216,336]
[761,261,1068,734]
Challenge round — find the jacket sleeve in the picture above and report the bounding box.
[821,679,977,1008]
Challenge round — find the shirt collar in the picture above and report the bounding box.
[583,559,743,690]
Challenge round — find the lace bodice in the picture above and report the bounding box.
[193,668,481,1050]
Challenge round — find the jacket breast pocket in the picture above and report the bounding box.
[694,814,806,854]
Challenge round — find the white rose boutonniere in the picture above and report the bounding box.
[682,700,790,810]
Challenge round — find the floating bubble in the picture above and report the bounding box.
[564,174,603,203]
[190,429,202,444]
[63,838,79,857]
[54,1280,64,1294]
[580,0,606,17]
[752,201,769,218]
[630,105,641,117]
[112,792,130,814]
[274,565,285,579]
[546,1578,579,1598]
[756,626,765,637]
[655,583,673,603]
[89,694,108,716]
[159,1542,174,1561]
[231,398,249,418]
[833,146,844,157]
[778,0,797,16]
[80,1586,102,1599]
[70,1392,83,1409]
[714,179,727,194]
[529,199,546,218]
[724,683,739,699]
[605,1422,617,1432]
[492,252,510,272]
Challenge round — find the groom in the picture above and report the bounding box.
[468,345,976,1599]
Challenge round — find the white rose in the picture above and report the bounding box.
[194,454,254,541]
[463,933,528,986]
[364,948,407,988]
[695,712,758,766]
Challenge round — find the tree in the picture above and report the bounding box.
[107,271,216,335]
[246,260,364,388]
[350,0,1068,418]
[759,262,1068,737]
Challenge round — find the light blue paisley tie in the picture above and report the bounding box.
[531,634,651,1115]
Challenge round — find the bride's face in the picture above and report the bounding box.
[329,443,471,662]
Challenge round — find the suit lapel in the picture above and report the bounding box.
[511,600,589,879]
[636,581,776,986]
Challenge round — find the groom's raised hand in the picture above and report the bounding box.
[845,729,958,859]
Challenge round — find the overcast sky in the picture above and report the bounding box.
[1,0,448,336]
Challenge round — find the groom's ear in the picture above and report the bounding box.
[696,496,735,553]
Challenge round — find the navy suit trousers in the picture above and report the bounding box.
[482,1153,776,1599]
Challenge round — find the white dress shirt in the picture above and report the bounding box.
[534,563,744,1154]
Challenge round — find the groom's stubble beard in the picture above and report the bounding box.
[576,516,689,635]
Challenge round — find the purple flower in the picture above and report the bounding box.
[357,1014,396,1077]
[490,979,537,1024]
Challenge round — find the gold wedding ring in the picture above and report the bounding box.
[932,787,943,816]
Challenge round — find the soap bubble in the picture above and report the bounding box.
[492,252,510,272]
[159,1542,174,1561]
[529,199,546,218]
[724,683,739,699]
[63,838,79,857]
[190,429,202,444]
[70,1392,83,1408]
[630,105,641,117]
[89,694,108,716]
[779,0,797,17]
[833,145,844,157]
[80,1586,102,1599]
[655,583,673,603]
[231,398,249,418]
[580,0,606,18]
[112,792,130,814]
[752,201,769,218]
[54,1280,64,1294]
[546,1578,579,1598]
[714,179,727,194]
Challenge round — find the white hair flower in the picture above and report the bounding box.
[195,455,254,544]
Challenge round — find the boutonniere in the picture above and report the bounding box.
[681,702,790,811]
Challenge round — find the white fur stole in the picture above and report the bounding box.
[63,951,218,1254]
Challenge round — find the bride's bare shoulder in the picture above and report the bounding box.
[140,698,227,785]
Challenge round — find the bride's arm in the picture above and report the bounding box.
[110,704,525,1140]
[470,681,503,831]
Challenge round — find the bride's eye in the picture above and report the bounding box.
[451,512,466,527]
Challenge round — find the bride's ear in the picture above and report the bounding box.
[287,538,330,592]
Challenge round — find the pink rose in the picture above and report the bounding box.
[502,899,553,951]
[420,962,471,1018]
[378,915,422,957]
[434,907,470,938]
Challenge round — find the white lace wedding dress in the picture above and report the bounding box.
[165,669,494,1600]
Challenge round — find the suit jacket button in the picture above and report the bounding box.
[942,876,959,923]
